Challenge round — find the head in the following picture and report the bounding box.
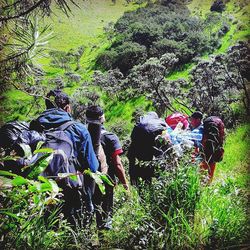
[45,89,71,113]
[190,111,203,129]
[86,105,105,124]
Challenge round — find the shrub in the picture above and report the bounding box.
[96,2,222,74]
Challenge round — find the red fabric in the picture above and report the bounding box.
[200,161,216,181]
[165,112,189,130]
[111,148,123,159]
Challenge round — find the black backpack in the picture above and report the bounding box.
[202,116,225,162]
[37,121,83,189]
[0,121,29,155]
[130,113,167,161]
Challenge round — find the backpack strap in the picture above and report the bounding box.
[48,121,75,132]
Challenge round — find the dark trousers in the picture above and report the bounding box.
[62,179,95,227]
[93,184,114,230]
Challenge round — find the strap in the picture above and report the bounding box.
[54,121,75,131]
[101,128,108,135]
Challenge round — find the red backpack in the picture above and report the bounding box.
[165,112,189,130]
[202,116,225,162]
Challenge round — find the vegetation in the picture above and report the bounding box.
[0,0,249,249]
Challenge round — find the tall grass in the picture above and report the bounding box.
[100,124,250,249]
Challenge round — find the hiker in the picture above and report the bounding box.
[85,105,129,231]
[200,116,225,182]
[128,111,168,185]
[30,89,99,225]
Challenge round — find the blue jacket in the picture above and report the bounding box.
[32,108,98,173]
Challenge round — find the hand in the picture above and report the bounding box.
[123,183,129,191]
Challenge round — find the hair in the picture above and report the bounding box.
[45,89,70,109]
[190,111,203,120]
[86,105,104,120]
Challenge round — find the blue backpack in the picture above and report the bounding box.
[37,121,83,189]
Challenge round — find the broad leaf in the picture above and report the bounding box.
[69,175,78,182]
[48,179,60,194]
[28,153,53,179]
[33,147,54,154]
[19,143,32,159]
[100,174,114,187]
[0,170,17,177]
[84,169,106,194]
[12,176,28,186]
[40,183,53,192]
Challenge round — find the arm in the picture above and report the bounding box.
[112,153,129,191]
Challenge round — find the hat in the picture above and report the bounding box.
[86,105,104,123]
[190,111,203,120]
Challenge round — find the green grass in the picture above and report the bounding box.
[216,124,250,187]
[104,95,153,129]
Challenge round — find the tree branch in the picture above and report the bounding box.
[0,0,46,22]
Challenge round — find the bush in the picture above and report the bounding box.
[96,3,222,74]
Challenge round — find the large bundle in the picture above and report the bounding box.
[130,112,167,161]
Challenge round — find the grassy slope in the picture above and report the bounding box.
[1,0,141,123]
[166,0,250,81]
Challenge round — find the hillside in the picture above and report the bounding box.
[0,0,249,249]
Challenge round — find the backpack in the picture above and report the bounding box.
[0,121,29,155]
[130,113,167,161]
[0,121,44,175]
[38,121,83,189]
[202,116,225,162]
[165,112,189,130]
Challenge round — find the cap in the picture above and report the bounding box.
[190,111,203,120]
[86,105,104,123]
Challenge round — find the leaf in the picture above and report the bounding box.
[57,172,78,182]
[35,141,44,151]
[38,175,49,183]
[0,176,13,189]
[0,170,17,177]
[0,155,20,161]
[28,153,54,179]
[40,183,53,192]
[69,175,77,182]
[84,169,106,194]
[97,183,106,195]
[0,211,20,221]
[47,179,60,194]
[100,174,114,187]
[33,147,54,154]
[33,194,40,205]
[19,143,32,159]
[12,176,28,186]
[57,173,73,178]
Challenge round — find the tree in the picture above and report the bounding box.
[188,41,250,126]
[0,0,81,94]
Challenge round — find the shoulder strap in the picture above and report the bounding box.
[101,128,108,135]
[52,121,75,132]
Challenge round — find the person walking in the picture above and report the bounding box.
[30,89,99,225]
[85,105,129,231]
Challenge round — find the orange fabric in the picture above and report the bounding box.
[191,147,200,163]
[200,161,216,181]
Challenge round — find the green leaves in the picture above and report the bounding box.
[27,153,54,179]
[12,176,28,186]
[84,170,114,195]
[0,170,18,177]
